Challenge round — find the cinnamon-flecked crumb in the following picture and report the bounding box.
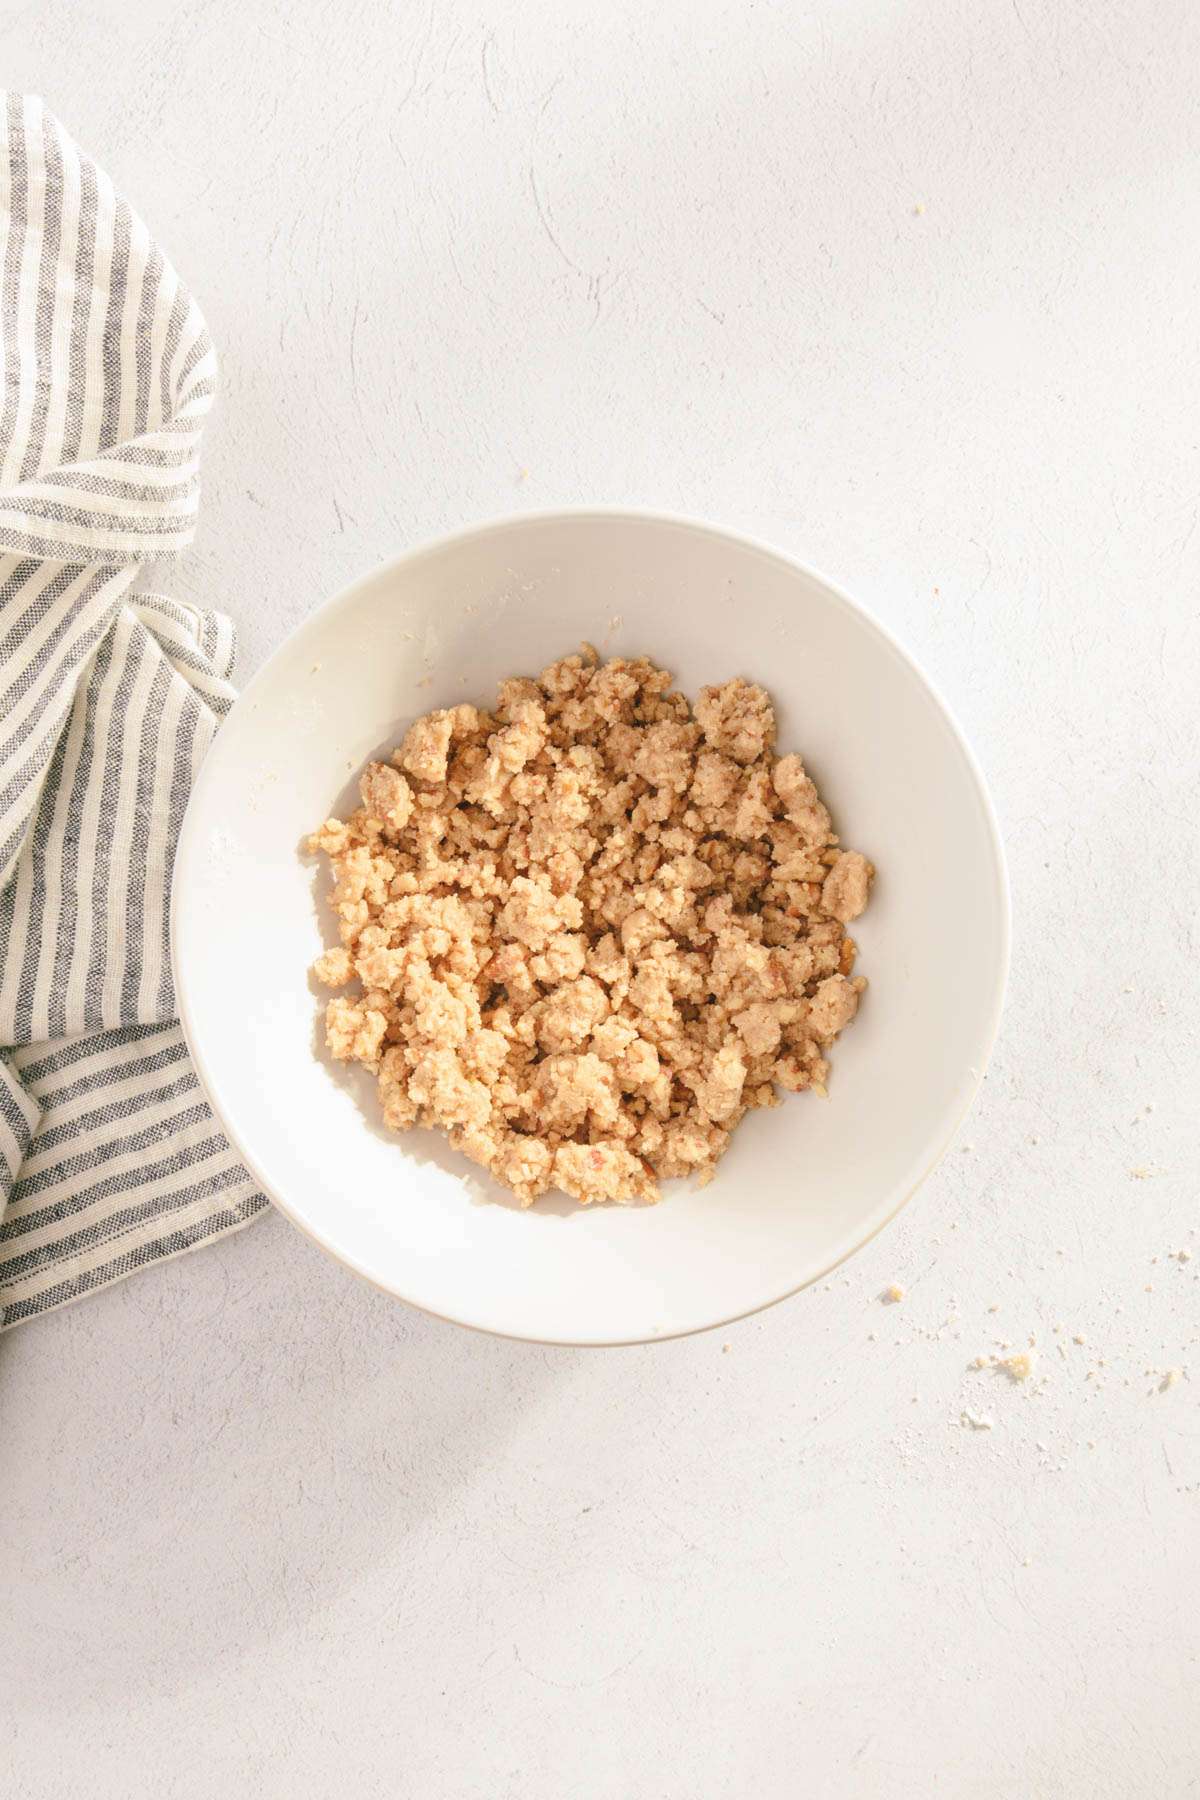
[307,651,873,1206]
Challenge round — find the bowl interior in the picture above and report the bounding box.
[172,512,1008,1344]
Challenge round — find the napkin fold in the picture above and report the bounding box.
[0,93,266,1328]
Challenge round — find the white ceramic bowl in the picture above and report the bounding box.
[173,511,1009,1345]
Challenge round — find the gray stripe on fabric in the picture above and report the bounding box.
[99,197,131,451]
[0,700,97,836]
[36,472,196,503]
[92,440,196,469]
[0,561,81,674]
[0,585,116,810]
[47,625,114,1036]
[82,621,142,1025]
[61,151,97,464]
[17,1020,174,1088]
[0,94,29,461]
[0,818,25,894]
[1,1161,248,1286]
[119,650,172,1017]
[175,334,212,393]
[18,104,66,481]
[133,245,161,435]
[0,1188,266,1328]
[4,1124,226,1252]
[0,531,137,561]
[102,416,202,443]
[0,1055,39,1140]
[0,498,196,535]
[138,630,213,680]
[25,1037,190,1107]
[0,616,115,829]
[133,593,202,637]
[11,667,78,1037]
[0,569,115,723]
[160,284,187,422]
[199,606,218,662]
[0,1061,38,1194]
[109,415,202,440]
[9,649,92,1038]
[160,665,234,719]
[10,1105,216,1213]
[132,604,233,687]
[18,1068,201,1163]
[157,685,201,1016]
[0,553,40,612]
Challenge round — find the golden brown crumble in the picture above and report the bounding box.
[307,650,873,1206]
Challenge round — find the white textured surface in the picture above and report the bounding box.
[1,1,1197,1794]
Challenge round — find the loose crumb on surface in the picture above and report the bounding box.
[1160,1368,1182,1392]
[883,1283,906,1304]
[961,1410,994,1431]
[307,650,874,1207]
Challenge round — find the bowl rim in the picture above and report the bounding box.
[172,506,1011,1346]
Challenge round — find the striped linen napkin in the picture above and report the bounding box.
[0,93,266,1328]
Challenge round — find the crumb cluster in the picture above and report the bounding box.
[308,650,873,1206]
